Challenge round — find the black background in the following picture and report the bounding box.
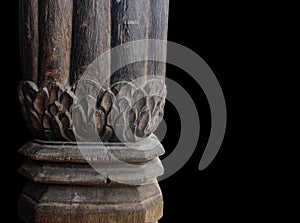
[3,1,265,222]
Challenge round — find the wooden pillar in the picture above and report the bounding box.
[18,0,169,223]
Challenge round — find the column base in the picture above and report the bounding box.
[18,138,164,223]
[19,182,163,223]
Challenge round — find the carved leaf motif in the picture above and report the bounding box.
[73,108,98,141]
[51,116,64,141]
[72,105,86,140]
[116,97,130,112]
[18,81,39,121]
[143,79,164,96]
[49,101,62,117]
[20,81,39,100]
[128,108,137,125]
[95,109,105,136]
[156,97,166,116]
[79,95,97,122]
[110,113,124,142]
[101,125,113,142]
[60,89,76,111]
[98,90,115,114]
[148,96,156,114]
[124,125,135,142]
[18,80,166,143]
[33,88,48,115]
[136,110,151,138]
[76,79,102,100]
[59,111,71,130]
[65,128,76,141]
[107,110,112,127]
[43,111,52,130]
[49,82,64,103]
[29,108,42,132]
[54,111,72,141]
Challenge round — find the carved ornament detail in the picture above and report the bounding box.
[19,80,166,142]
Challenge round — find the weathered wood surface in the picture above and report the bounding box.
[38,0,73,86]
[19,158,163,185]
[18,138,165,222]
[19,0,39,82]
[18,0,169,143]
[19,182,163,223]
[18,80,166,142]
[70,0,111,87]
[19,137,164,163]
[19,0,169,88]
[18,0,169,222]
[148,0,169,79]
[111,0,151,84]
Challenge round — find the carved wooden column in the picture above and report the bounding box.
[18,0,169,223]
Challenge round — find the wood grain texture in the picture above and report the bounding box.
[19,138,164,164]
[19,158,163,186]
[18,139,165,222]
[19,0,39,83]
[148,0,169,79]
[19,182,163,223]
[111,0,152,84]
[38,0,73,86]
[70,0,111,87]
[19,0,169,87]
[18,1,170,222]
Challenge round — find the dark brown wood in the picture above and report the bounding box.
[70,0,111,87]
[19,138,164,164]
[19,0,39,83]
[19,0,170,87]
[19,182,163,223]
[18,0,170,222]
[18,140,164,223]
[18,140,164,186]
[38,0,73,86]
[111,0,152,84]
[19,159,162,186]
[19,79,166,142]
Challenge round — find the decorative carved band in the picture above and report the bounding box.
[19,80,166,142]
